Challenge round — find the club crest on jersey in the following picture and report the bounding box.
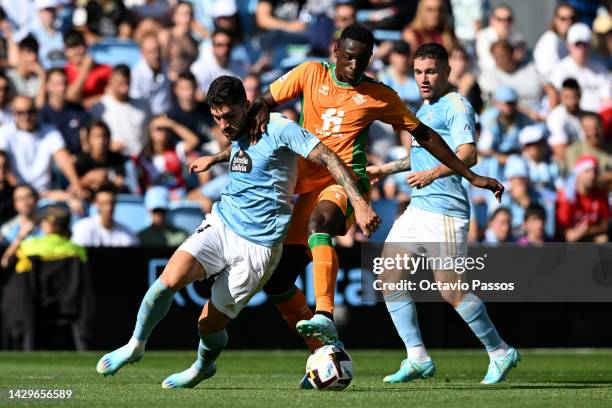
[230,150,253,173]
[352,94,366,105]
[318,85,330,95]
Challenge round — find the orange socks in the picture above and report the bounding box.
[308,233,338,317]
[270,286,322,352]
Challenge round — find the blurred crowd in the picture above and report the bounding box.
[0,0,610,256]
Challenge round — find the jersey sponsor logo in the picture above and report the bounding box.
[230,150,253,173]
[317,108,345,137]
[318,85,330,95]
[352,93,366,105]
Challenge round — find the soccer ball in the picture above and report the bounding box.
[304,345,353,391]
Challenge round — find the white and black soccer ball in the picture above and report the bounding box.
[304,345,353,391]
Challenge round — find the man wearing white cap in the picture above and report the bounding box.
[519,124,560,191]
[556,155,609,242]
[549,22,611,112]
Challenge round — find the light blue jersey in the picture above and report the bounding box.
[214,113,320,247]
[410,92,476,219]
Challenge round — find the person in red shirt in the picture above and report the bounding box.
[63,30,111,109]
[556,155,609,242]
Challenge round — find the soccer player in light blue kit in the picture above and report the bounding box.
[368,43,519,384]
[96,76,380,388]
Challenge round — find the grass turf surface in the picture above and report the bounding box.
[1,350,611,407]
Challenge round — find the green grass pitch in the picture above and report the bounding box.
[1,350,611,407]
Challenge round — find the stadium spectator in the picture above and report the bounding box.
[491,155,555,238]
[211,0,242,41]
[0,150,15,226]
[30,0,65,69]
[255,0,308,37]
[556,155,609,242]
[592,13,612,70]
[71,184,139,247]
[39,68,90,156]
[166,30,199,82]
[449,0,486,53]
[533,3,576,78]
[478,40,546,118]
[448,45,482,113]
[84,0,130,38]
[546,78,585,165]
[334,1,357,32]
[517,203,550,244]
[475,4,524,71]
[191,28,249,96]
[6,35,45,104]
[90,65,151,157]
[76,120,128,194]
[159,1,200,63]
[402,0,457,52]
[477,86,532,164]
[0,96,83,195]
[0,184,41,245]
[63,29,111,109]
[129,0,172,24]
[0,71,13,125]
[168,71,213,145]
[136,115,199,199]
[564,112,612,182]
[70,5,103,46]
[243,73,262,104]
[130,34,173,116]
[377,40,421,113]
[137,186,188,247]
[519,125,561,191]
[549,22,611,113]
[483,206,513,243]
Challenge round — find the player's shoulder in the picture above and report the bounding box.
[441,92,473,113]
[266,112,302,138]
[359,74,398,95]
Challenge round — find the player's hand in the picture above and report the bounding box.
[189,156,215,174]
[407,169,437,189]
[366,165,384,184]
[355,204,382,238]
[471,175,504,202]
[246,99,269,145]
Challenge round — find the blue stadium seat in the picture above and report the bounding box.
[368,199,399,243]
[89,194,151,233]
[167,201,204,234]
[90,39,141,69]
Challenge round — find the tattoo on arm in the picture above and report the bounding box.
[380,156,411,175]
[307,144,365,206]
[213,146,232,163]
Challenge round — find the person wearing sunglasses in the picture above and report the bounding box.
[533,3,577,77]
[475,4,524,71]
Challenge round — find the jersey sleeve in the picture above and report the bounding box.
[377,88,421,131]
[277,121,321,159]
[269,62,315,105]
[446,97,476,146]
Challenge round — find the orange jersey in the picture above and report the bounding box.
[269,61,421,194]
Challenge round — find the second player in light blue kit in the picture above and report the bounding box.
[95,76,380,388]
[367,43,518,385]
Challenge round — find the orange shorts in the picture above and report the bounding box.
[284,182,369,247]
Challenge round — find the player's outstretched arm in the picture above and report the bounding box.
[306,143,381,236]
[246,91,278,144]
[407,143,475,189]
[412,123,504,202]
[189,146,232,174]
[367,155,411,183]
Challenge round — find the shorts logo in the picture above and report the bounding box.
[319,85,330,95]
[230,150,253,173]
[352,94,366,105]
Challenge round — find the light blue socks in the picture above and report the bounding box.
[194,329,228,372]
[133,278,175,342]
[384,291,430,362]
[455,293,507,357]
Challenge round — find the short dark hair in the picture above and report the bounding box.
[14,183,39,201]
[112,64,131,79]
[206,76,246,108]
[524,203,546,222]
[0,149,9,167]
[561,78,580,92]
[580,111,602,124]
[489,207,511,222]
[176,71,197,85]
[212,28,234,43]
[18,35,39,54]
[45,67,66,82]
[414,43,448,63]
[95,182,117,198]
[86,119,111,138]
[63,29,86,48]
[338,25,374,53]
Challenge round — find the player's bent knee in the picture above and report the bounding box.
[160,250,206,291]
[198,302,230,334]
[263,245,310,296]
[440,289,467,308]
